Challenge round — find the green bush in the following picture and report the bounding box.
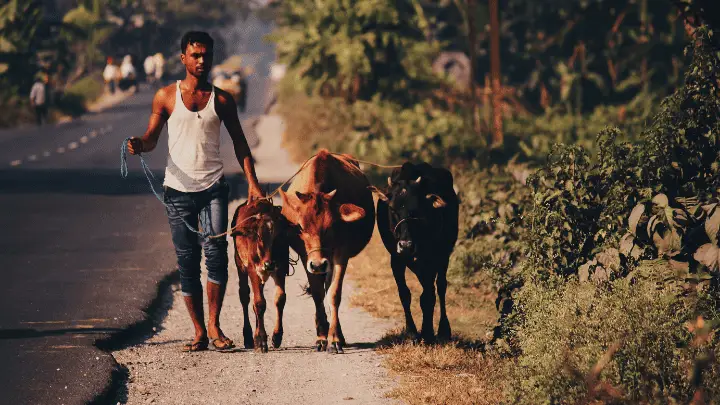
[508,272,719,404]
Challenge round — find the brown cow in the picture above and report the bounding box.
[231,198,291,352]
[279,149,375,354]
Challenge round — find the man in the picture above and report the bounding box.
[143,55,156,86]
[29,74,49,126]
[127,31,265,352]
[103,57,119,94]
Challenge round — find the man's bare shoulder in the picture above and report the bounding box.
[213,87,235,107]
[155,83,176,101]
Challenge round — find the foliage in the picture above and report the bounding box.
[269,0,443,105]
[507,274,719,404]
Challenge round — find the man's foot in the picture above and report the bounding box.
[182,336,209,352]
[210,336,235,351]
[208,327,235,351]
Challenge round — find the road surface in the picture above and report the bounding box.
[0,73,273,405]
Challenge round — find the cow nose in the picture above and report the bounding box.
[397,240,414,254]
[309,258,329,273]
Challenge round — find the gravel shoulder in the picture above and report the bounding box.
[112,114,402,405]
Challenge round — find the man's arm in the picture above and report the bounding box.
[216,89,264,199]
[127,87,170,155]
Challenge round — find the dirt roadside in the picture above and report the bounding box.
[112,114,402,405]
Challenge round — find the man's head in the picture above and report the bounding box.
[180,31,214,78]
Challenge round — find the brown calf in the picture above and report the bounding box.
[280,149,375,354]
[231,199,290,352]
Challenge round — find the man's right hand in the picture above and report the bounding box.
[127,137,144,155]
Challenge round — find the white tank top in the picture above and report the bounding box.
[163,81,224,192]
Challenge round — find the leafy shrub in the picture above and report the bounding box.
[508,272,719,404]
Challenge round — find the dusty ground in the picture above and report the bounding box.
[113,114,402,405]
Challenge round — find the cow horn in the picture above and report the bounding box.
[387,176,392,187]
[325,189,337,199]
[415,176,422,184]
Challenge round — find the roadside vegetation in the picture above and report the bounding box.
[0,0,255,127]
[269,0,720,403]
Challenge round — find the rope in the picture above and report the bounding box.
[121,137,212,238]
[121,139,402,238]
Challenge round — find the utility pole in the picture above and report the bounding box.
[466,0,480,134]
[489,0,503,148]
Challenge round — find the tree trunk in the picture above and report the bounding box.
[489,0,503,148]
[466,0,480,134]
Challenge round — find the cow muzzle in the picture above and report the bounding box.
[308,258,329,274]
[256,261,276,283]
[396,240,415,256]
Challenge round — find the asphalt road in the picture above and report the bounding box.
[0,73,273,404]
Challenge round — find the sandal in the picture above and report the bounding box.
[211,336,235,351]
[182,337,209,352]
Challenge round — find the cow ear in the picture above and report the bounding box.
[279,190,295,210]
[368,186,389,202]
[339,203,365,222]
[295,191,313,203]
[324,189,337,200]
[426,194,447,208]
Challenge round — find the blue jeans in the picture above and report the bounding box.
[163,177,229,296]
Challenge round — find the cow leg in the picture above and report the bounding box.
[236,258,254,350]
[327,259,348,354]
[436,261,451,341]
[418,271,437,344]
[249,273,268,353]
[271,270,287,349]
[392,256,418,339]
[307,272,329,352]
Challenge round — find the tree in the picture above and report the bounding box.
[269,0,441,106]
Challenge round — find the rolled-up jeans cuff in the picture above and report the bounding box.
[207,277,225,285]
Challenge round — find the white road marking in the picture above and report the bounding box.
[68,142,78,150]
[10,159,21,166]
[57,147,66,154]
[43,151,51,157]
[28,154,37,161]
[79,136,88,144]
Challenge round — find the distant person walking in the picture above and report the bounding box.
[103,57,119,94]
[126,31,265,352]
[144,55,156,86]
[29,74,49,126]
[153,53,165,86]
[120,55,138,91]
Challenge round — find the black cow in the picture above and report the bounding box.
[373,162,459,343]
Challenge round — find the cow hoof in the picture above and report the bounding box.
[315,339,328,352]
[271,332,283,348]
[327,342,344,354]
[421,334,436,345]
[243,327,254,349]
[255,337,269,353]
[437,328,452,342]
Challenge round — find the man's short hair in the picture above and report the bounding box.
[180,31,214,53]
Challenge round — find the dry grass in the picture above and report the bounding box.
[376,331,507,405]
[278,102,505,404]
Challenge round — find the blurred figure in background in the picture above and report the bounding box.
[120,54,138,92]
[144,55,156,86]
[29,74,49,126]
[103,57,119,94]
[153,53,165,87]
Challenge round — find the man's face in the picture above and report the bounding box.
[181,43,213,78]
